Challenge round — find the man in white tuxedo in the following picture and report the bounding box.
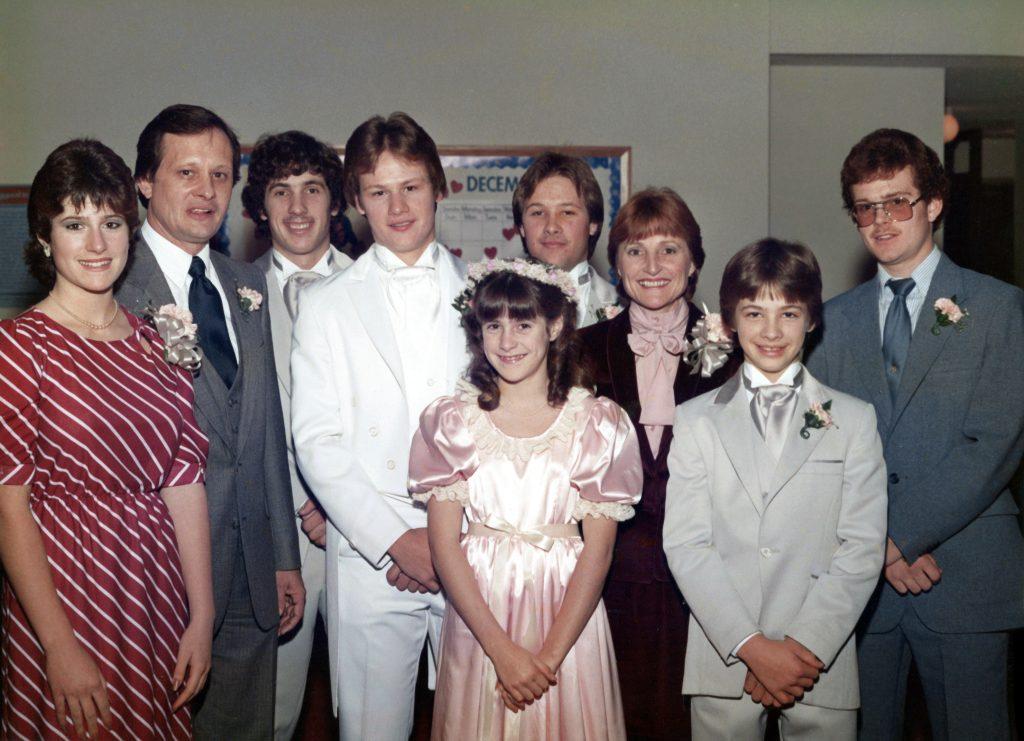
[513,152,618,327]
[290,112,468,740]
[241,130,354,740]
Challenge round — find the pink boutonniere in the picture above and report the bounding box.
[800,400,836,439]
[236,286,263,312]
[931,296,968,335]
[145,303,202,372]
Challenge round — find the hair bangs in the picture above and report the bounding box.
[472,272,544,323]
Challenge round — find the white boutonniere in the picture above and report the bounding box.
[685,304,733,377]
[237,286,263,312]
[146,304,202,372]
[931,296,968,335]
[800,400,836,439]
[595,303,623,322]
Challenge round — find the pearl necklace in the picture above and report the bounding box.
[49,293,119,331]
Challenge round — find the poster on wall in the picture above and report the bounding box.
[232,145,631,278]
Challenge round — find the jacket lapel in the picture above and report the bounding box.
[257,250,294,400]
[765,370,830,505]
[347,254,406,390]
[438,247,470,390]
[839,280,892,426]
[710,372,764,515]
[606,311,641,423]
[890,254,962,424]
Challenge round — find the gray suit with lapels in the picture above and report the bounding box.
[117,237,300,738]
[805,251,1024,739]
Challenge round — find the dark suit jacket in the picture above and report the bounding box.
[116,238,300,632]
[578,303,740,583]
[805,252,1024,634]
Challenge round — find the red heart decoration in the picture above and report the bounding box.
[484,246,498,259]
[448,246,463,257]
[450,180,464,193]
[502,227,516,241]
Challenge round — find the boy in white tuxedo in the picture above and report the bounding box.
[241,130,354,740]
[290,113,468,740]
[513,152,618,327]
[663,239,887,740]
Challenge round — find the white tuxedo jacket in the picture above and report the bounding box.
[290,246,468,694]
[580,265,619,328]
[256,245,352,564]
[663,368,887,710]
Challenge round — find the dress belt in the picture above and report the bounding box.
[467,517,580,551]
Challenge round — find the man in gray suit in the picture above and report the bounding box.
[241,130,353,740]
[805,128,1024,740]
[116,104,303,739]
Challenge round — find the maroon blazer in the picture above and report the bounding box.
[578,303,739,584]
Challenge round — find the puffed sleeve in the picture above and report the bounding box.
[163,365,210,488]
[0,319,41,485]
[570,397,643,521]
[408,395,479,506]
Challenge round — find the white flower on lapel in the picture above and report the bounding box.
[685,303,733,377]
[931,296,968,335]
[800,400,835,439]
[146,303,202,372]
[237,286,263,312]
[595,303,623,322]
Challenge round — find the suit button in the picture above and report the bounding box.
[427,378,436,387]
[369,427,379,437]
[889,473,900,485]
[231,519,239,530]
[386,459,396,470]
[760,547,773,559]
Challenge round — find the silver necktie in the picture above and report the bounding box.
[283,271,322,321]
[751,384,798,461]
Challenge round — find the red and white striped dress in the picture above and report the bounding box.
[0,308,208,740]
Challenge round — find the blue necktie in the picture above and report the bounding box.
[188,257,238,387]
[882,278,915,402]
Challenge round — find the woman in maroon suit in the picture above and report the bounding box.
[579,188,738,739]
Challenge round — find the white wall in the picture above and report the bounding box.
[3,1,1023,312]
[0,0,770,309]
[769,65,945,300]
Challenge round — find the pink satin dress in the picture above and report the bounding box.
[410,381,642,740]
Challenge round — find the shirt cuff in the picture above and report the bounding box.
[731,631,761,659]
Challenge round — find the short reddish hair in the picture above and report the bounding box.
[607,187,704,301]
[719,238,822,329]
[342,112,446,207]
[840,128,949,230]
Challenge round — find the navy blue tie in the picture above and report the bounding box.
[882,278,915,402]
[188,257,237,387]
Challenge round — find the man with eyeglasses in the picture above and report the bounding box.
[805,128,1024,740]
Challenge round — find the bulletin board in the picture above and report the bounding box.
[0,186,42,308]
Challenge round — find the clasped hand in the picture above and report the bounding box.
[386,528,440,593]
[738,635,823,707]
[492,643,558,713]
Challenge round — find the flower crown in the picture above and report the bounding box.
[452,257,579,316]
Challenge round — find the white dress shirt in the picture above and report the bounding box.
[141,220,240,360]
[270,245,338,291]
[876,245,941,337]
[371,242,448,437]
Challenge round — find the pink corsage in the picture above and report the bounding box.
[800,400,835,439]
[685,304,733,377]
[931,296,967,335]
[237,286,263,312]
[145,304,202,372]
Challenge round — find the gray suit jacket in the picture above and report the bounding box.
[664,369,887,710]
[805,252,1024,634]
[116,238,300,631]
[255,246,352,564]
[663,368,888,708]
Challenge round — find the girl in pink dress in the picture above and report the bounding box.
[409,259,642,740]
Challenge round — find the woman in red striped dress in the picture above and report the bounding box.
[0,139,214,739]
